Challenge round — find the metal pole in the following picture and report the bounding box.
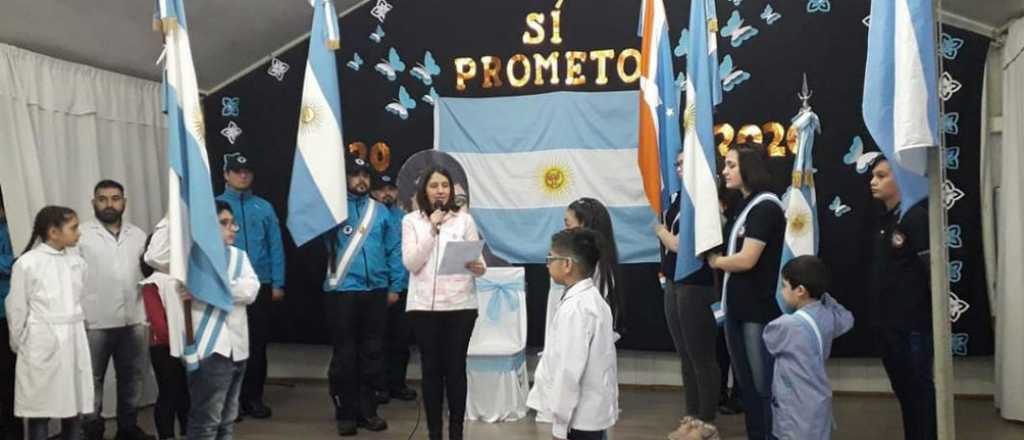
[931,0,956,438]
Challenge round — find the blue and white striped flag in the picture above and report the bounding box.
[863,0,939,216]
[675,0,723,281]
[776,109,821,313]
[287,0,347,246]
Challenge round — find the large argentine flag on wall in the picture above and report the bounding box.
[155,0,232,313]
[435,91,659,264]
[287,0,347,247]
[863,0,939,216]
[776,109,821,313]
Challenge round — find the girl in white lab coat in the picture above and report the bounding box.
[4,206,94,440]
[527,228,619,440]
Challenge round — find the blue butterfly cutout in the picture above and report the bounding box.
[940,33,965,60]
[947,225,963,249]
[951,333,969,356]
[761,4,782,25]
[946,147,960,170]
[719,55,750,92]
[221,97,240,117]
[674,28,690,58]
[719,10,742,37]
[942,112,960,135]
[410,51,441,85]
[949,260,963,283]
[399,86,416,109]
[346,53,363,71]
[807,0,831,13]
[720,11,759,47]
[384,86,417,120]
[843,136,864,165]
[369,25,385,43]
[829,196,851,217]
[374,47,406,81]
[422,87,439,106]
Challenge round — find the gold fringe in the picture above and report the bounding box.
[152,19,162,32]
[161,17,178,34]
[326,39,341,50]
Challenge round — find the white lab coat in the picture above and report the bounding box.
[4,244,94,418]
[527,278,618,439]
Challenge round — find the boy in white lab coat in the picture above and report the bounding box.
[527,228,618,440]
[764,255,854,440]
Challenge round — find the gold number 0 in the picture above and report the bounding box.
[347,141,391,172]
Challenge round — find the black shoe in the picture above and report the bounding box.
[449,422,464,440]
[375,391,390,405]
[83,420,105,440]
[357,416,388,432]
[114,426,157,440]
[389,387,417,402]
[718,394,744,415]
[242,401,273,419]
[336,420,357,436]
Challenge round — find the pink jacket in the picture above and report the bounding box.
[402,210,485,312]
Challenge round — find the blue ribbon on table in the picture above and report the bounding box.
[477,277,523,322]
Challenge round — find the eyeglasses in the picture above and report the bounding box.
[675,160,684,169]
[219,220,240,232]
[545,255,574,265]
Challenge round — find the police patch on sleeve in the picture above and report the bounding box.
[342,225,354,235]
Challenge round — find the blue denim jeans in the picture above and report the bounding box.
[186,354,246,440]
[84,324,148,432]
[724,318,774,440]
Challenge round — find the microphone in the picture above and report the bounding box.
[433,200,446,213]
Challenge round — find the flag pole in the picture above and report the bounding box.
[930,0,956,438]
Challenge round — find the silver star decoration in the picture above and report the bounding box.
[666,108,675,117]
[220,121,243,144]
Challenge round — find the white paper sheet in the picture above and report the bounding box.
[438,240,485,275]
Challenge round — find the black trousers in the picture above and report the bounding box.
[385,295,412,393]
[0,319,21,440]
[881,328,937,440]
[324,291,388,420]
[408,310,477,440]
[664,281,720,422]
[149,345,189,439]
[568,429,606,440]
[240,284,272,406]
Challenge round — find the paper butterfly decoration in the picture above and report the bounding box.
[829,196,851,217]
[221,97,240,117]
[267,57,290,81]
[940,72,962,101]
[949,260,964,283]
[942,112,960,135]
[947,225,963,249]
[949,291,970,322]
[761,4,782,25]
[422,87,439,106]
[674,28,689,58]
[946,147,960,170]
[730,0,743,6]
[410,51,441,86]
[807,0,831,13]
[370,0,393,23]
[720,11,759,48]
[843,136,864,165]
[220,121,242,145]
[719,55,751,92]
[347,53,363,71]
[374,47,406,81]
[675,72,686,90]
[940,33,965,60]
[943,180,965,210]
[369,25,385,43]
[951,333,969,356]
[385,86,417,120]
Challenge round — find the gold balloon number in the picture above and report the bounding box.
[347,141,392,172]
[714,121,801,158]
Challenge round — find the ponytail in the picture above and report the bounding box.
[22,206,77,254]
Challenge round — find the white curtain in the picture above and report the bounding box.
[995,18,1024,423]
[0,43,167,415]
[0,43,167,252]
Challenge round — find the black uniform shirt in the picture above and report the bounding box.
[868,200,932,331]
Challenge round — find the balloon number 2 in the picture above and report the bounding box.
[714,122,799,158]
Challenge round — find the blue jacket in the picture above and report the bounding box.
[323,194,403,293]
[387,205,409,292]
[0,221,13,319]
[217,188,286,288]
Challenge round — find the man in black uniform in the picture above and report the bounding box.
[867,156,936,440]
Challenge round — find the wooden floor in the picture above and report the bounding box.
[130,382,1024,439]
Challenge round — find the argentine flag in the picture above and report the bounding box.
[675,0,723,281]
[863,0,939,216]
[435,91,659,264]
[287,0,347,246]
[776,109,821,313]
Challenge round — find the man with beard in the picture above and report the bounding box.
[369,172,417,404]
[323,156,402,436]
[76,180,155,440]
[216,152,285,419]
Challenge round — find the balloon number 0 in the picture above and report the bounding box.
[346,141,392,172]
[714,122,799,158]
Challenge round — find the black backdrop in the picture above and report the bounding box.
[201,0,992,356]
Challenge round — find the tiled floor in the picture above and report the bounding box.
[128,381,1024,439]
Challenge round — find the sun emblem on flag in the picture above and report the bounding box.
[537,163,573,199]
[787,208,811,237]
[683,103,697,131]
[191,110,206,142]
[299,102,323,133]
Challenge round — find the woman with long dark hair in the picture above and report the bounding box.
[401,166,486,440]
[708,144,785,440]
[563,198,622,328]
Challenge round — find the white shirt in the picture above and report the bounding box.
[190,246,260,361]
[74,220,148,329]
[527,278,619,438]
